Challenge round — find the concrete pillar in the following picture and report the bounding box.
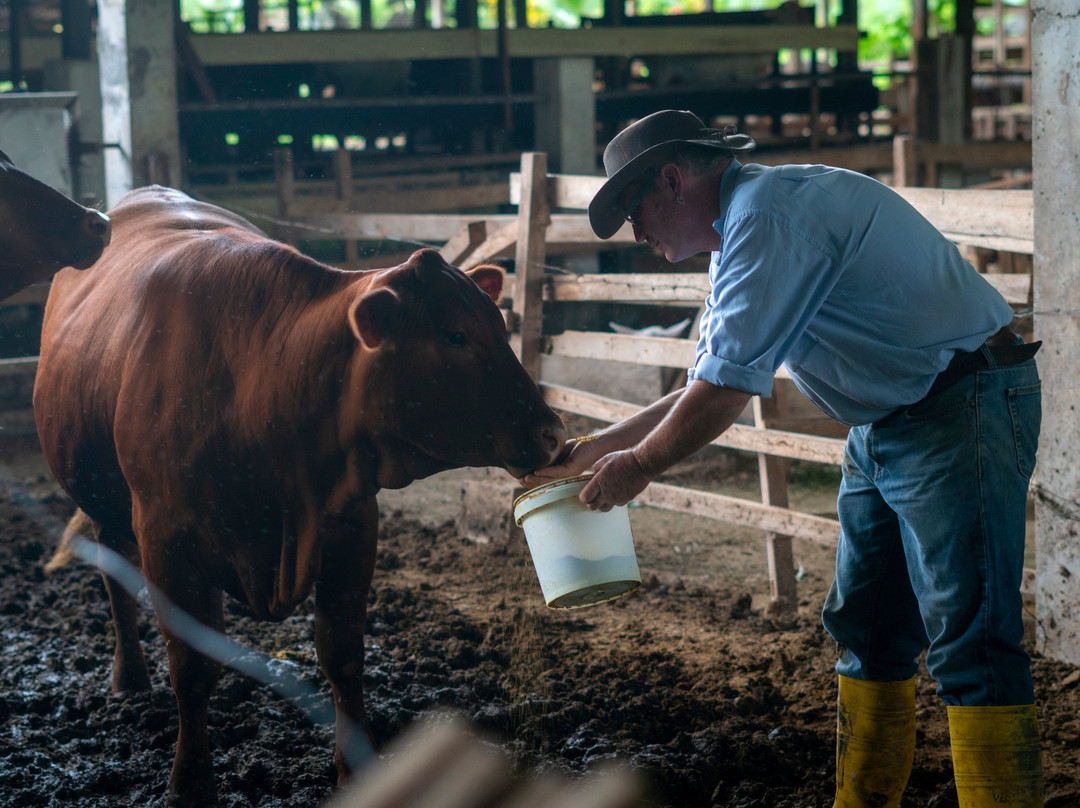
[44,60,106,206]
[1031,0,1080,665]
[534,57,597,275]
[0,93,78,195]
[533,57,596,176]
[97,0,181,208]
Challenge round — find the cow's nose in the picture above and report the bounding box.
[541,421,569,461]
[83,210,112,244]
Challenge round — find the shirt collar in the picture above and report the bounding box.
[712,158,744,236]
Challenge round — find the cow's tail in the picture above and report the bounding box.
[44,508,96,573]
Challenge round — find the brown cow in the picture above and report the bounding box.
[34,185,566,806]
[0,147,111,299]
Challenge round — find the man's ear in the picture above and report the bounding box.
[466,264,505,304]
[349,287,400,348]
[659,163,682,200]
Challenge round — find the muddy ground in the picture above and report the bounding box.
[1,430,1078,808]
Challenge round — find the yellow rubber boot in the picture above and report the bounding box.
[947,704,1044,807]
[833,675,916,808]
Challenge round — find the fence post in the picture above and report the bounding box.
[892,135,917,188]
[513,152,550,382]
[274,146,295,245]
[753,394,798,614]
[334,147,359,266]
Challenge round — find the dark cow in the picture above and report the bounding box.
[34,186,566,806]
[0,147,110,299]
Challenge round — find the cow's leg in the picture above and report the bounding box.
[97,521,152,693]
[144,546,224,808]
[314,499,379,784]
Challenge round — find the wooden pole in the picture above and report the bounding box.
[274,146,295,244]
[754,394,798,613]
[513,153,550,382]
[892,134,917,187]
[8,0,23,88]
[335,148,359,265]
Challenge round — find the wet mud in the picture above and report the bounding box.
[1,439,1078,807]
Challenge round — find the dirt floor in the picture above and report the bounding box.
[0,428,1078,808]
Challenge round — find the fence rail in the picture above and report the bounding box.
[0,144,1036,609]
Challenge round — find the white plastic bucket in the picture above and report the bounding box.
[513,474,641,610]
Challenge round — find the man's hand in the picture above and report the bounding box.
[520,436,606,488]
[578,449,653,512]
[515,381,750,511]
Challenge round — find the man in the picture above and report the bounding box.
[522,109,1043,807]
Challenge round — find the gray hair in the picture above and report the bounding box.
[670,125,742,174]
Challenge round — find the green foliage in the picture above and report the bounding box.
[527,0,604,27]
[858,0,960,69]
[859,0,911,65]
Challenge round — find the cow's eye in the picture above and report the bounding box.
[444,331,467,346]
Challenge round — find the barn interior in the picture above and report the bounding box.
[3,1,1080,807]
[0,0,1037,387]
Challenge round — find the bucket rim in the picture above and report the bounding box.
[513,473,593,524]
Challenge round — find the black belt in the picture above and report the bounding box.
[923,330,1041,400]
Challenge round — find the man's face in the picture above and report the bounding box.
[617,160,729,264]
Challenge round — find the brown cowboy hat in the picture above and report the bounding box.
[588,109,756,240]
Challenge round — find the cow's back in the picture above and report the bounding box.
[34,186,329,529]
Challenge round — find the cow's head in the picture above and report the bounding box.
[0,148,111,300]
[347,248,566,484]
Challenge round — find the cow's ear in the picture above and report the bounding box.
[466,264,504,303]
[349,287,400,348]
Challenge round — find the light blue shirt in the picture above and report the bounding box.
[688,160,1015,426]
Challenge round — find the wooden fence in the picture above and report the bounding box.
[265,149,1033,609]
[0,148,1036,610]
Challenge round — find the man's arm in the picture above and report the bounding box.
[580,380,751,511]
[520,386,690,487]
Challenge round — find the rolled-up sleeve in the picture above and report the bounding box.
[688,206,840,397]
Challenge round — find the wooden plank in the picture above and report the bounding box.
[9,24,860,73]
[459,222,519,270]
[514,153,550,382]
[921,140,1031,167]
[0,357,39,377]
[279,213,514,241]
[187,25,862,67]
[346,183,509,213]
[638,482,840,547]
[235,209,631,248]
[893,187,1033,253]
[514,173,1035,253]
[512,172,602,209]
[547,330,796,379]
[546,330,696,369]
[284,183,510,216]
[540,383,848,465]
[545,273,710,303]
[546,215,636,245]
[439,221,488,266]
[982,272,1031,305]
[1,283,51,306]
[517,146,1031,202]
[969,173,1033,191]
[541,269,1027,306]
[542,269,1030,306]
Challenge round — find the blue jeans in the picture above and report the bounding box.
[821,352,1041,706]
